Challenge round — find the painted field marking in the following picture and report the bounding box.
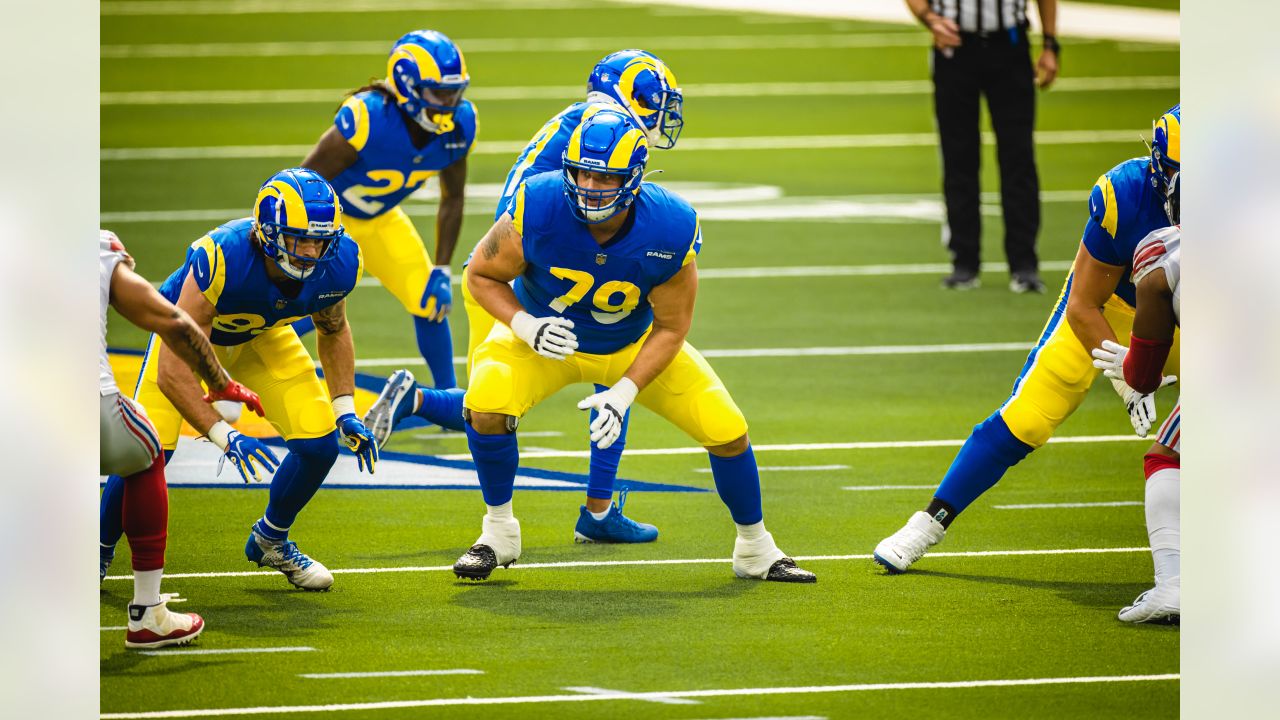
[696,465,848,473]
[995,501,1144,510]
[137,646,315,657]
[100,78,1173,105]
[101,546,1149,582]
[564,686,701,705]
[843,484,940,491]
[101,0,591,16]
[97,673,1178,718]
[299,669,483,679]
[101,626,127,632]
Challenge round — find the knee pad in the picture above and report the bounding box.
[464,360,516,415]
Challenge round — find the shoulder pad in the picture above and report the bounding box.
[188,235,227,305]
[335,95,373,152]
[1131,226,1180,285]
[1088,175,1119,239]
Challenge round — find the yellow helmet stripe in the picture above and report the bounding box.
[1159,113,1180,165]
[565,123,585,164]
[619,59,660,118]
[607,127,646,169]
[265,180,310,229]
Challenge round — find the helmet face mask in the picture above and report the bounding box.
[564,166,642,224]
[1150,104,1180,224]
[253,168,345,282]
[388,30,469,134]
[588,49,683,150]
[561,110,649,225]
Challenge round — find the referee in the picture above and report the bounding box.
[907,0,1059,293]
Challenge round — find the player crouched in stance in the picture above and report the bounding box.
[451,109,815,583]
[1092,225,1181,624]
[873,105,1182,573]
[100,230,263,648]
[99,169,378,592]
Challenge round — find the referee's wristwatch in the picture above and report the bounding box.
[1043,34,1061,55]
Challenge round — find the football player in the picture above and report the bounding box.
[298,30,474,393]
[1092,225,1181,624]
[365,49,683,544]
[448,109,814,583]
[100,229,263,648]
[99,169,378,592]
[874,105,1182,573]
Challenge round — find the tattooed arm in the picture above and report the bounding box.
[313,299,355,400]
[153,270,228,435]
[464,213,528,326]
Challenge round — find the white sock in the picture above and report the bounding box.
[486,501,514,520]
[589,507,610,521]
[1145,467,1180,584]
[132,569,163,607]
[735,521,768,542]
[413,389,423,414]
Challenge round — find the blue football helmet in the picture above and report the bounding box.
[387,30,469,133]
[1151,104,1180,224]
[562,109,649,224]
[587,50,683,150]
[253,168,344,282]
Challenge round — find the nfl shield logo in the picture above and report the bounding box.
[275,299,288,310]
[596,254,607,265]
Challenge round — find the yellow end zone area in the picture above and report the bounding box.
[108,351,382,440]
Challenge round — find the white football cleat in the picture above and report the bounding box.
[453,515,521,581]
[874,511,946,574]
[1118,576,1180,625]
[731,532,787,579]
[245,529,334,591]
[125,595,205,649]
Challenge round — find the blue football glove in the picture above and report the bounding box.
[420,266,452,322]
[212,425,280,484]
[337,413,379,474]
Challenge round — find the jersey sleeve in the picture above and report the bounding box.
[335,95,372,153]
[458,101,479,156]
[681,215,703,267]
[188,235,227,306]
[99,231,128,289]
[1081,174,1125,266]
[1131,226,1179,286]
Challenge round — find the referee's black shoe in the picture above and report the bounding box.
[941,268,980,290]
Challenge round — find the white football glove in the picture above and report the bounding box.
[1090,339,1129,381]
[510,310,578,360]
[577,378,638,450]
[1107,375,1178,438]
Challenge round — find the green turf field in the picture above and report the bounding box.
[100,1,1180,717]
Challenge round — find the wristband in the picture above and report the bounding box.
[612,377,640,406]
[1122,335,1172,394]
[332,394,356,419]
[207,420,234,451]
[1043,34,1061,55]
[434,266,452,278]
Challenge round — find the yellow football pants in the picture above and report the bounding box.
[998,273,1181,448]
[344,206,438,317]
[135,326,336,449]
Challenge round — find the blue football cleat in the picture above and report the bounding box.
[573,487,659,544]
[363,369,421,449]
[100,544,115,584]
[245,527,334,591]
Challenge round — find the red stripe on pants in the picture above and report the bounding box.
[122,455,168,571]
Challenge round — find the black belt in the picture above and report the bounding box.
[959,23,1028,46]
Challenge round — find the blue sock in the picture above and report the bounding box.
[415,386,466,432]
[100,449,173,548]
[708,445,764,525]
[934,413,1035,513]
[465,423,519,507]
[586,384,629,501]
[291,315,315,337]
[262,434,339,533]
[414,315,456,389]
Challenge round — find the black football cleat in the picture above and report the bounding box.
[765,557,817,583]
[452,544,514,581]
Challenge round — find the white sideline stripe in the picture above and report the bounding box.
[101,127,1146,160]
[299,669,483,679]
[100,33,940,58]
[100,78,1174,105]
[354,341,1036,369]
[101,0,591,15]
[696,464,848,473]
[995,501,1144,510]
[96,673,1178,718]
[137,646,315,657]
[440,434,1145,461]
[101,626,127,632]
[565,686,700,705]
[842,484,939,491]
[101,547,1149,582]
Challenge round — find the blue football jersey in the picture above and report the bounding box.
[329,90,477,220]
[495,102,619,221]
[509,171,702,355]
[1080,157,1173,307]
[158,218,363,347]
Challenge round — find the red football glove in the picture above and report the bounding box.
[204,380,265,418]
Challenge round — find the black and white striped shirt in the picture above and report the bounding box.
[930,0,1029,34]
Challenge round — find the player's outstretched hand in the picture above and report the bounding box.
[511,310,578,360]
[577,378,638,450]
[209,423,280,484]
[337,413,379,474]
[204,379,266,417]
[420,267,453,322]
[1108,375,1177,438]
[1090,339,1127,381]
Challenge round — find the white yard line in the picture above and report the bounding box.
[843,484,941,491]
[995,501,1144,510]
[564,686,701,705]
[696,464,848,473]
[98,673,1178,718]
[101,626,128,632]
[100,78,1173,106]
[299,669,483,679]
[137,646,315,657]
[100,0,591,15]
[102,546,1149,582]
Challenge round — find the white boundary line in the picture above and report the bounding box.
[98,673,1178,718]
[299,669,483,679]
[564,686,701,705]
[696,464,848,473]
[101,626,128,632]
[101,0,592,15]
[842,484,940,491]
[137,646,315,657]
[101,79,1173,105]
[995,501,1144,510]
[102,546,1149,582]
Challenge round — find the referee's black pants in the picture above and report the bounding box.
[932,29,1040,275]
